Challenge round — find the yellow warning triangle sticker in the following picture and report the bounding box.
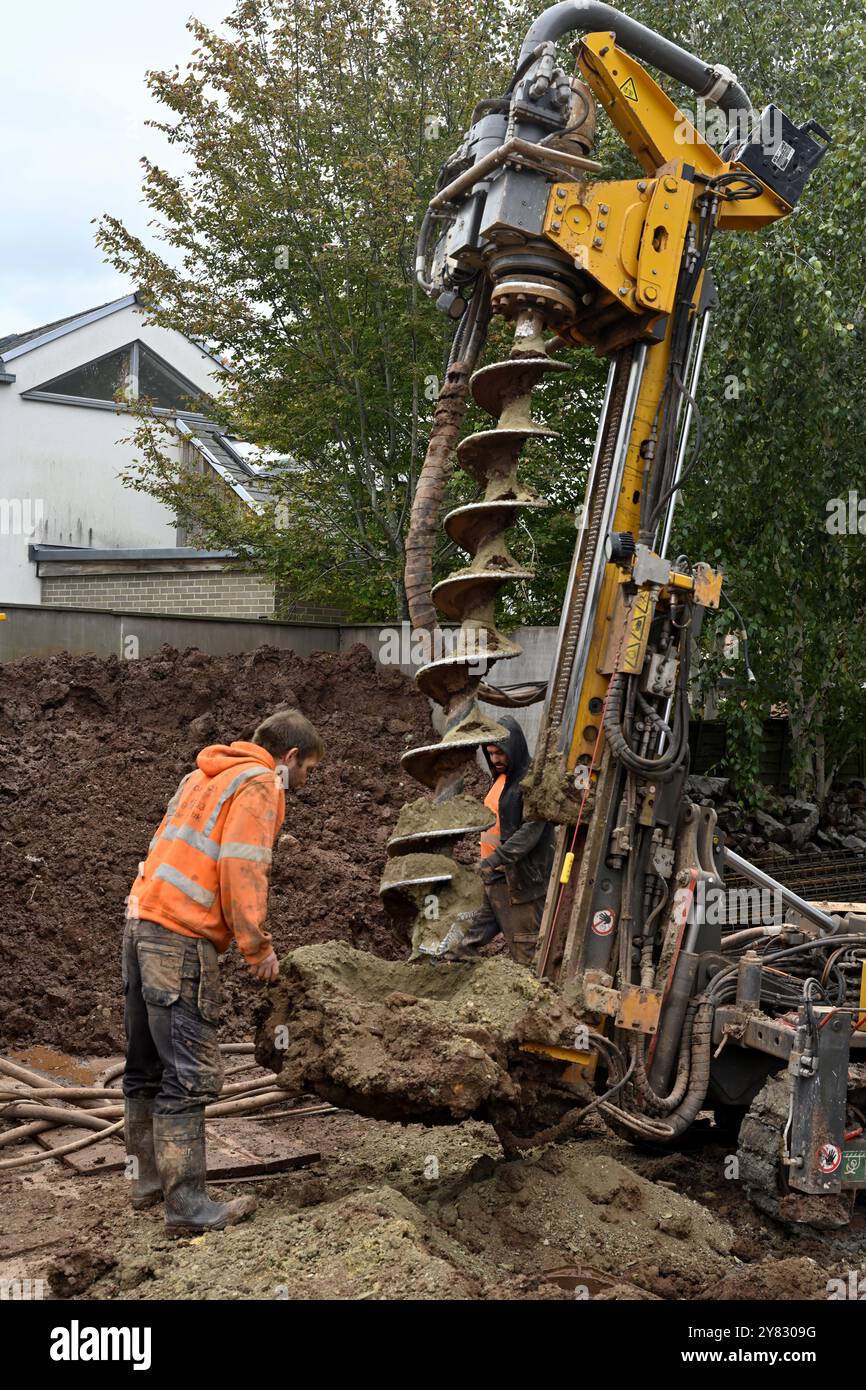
[620,76,639,102]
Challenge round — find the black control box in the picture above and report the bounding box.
[722,105,831,207]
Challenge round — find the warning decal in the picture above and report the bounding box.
[817,1142,842,1175]
[591,908,616,937]
[620,76,639,102]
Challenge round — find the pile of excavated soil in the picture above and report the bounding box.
[80,1131,735,1301]
[0,643,432,1054]
[256,941,584,1125]
[698,1255,837,1301]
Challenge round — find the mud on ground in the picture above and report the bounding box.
[4,1102,866,1301]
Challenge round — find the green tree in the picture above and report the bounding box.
[631,0,866,800]
[97,0,554,620]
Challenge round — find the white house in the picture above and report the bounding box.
[0,292,302,619]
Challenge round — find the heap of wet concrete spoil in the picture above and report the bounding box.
[256,941,585,1127]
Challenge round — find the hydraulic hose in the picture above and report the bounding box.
[619,997,714,1139]
[516,1,753,131]
[632,994,700,1115]
[603,672,688,780]
[662,997,714,1137]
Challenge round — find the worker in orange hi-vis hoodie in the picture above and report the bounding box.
[122,707,323,1237]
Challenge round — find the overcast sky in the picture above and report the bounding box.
[0,0,232,336]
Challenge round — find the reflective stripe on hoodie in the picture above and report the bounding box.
[129,741,285,965]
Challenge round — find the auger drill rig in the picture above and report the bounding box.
[383,2,866,1227]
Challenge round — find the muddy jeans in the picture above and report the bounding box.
[462,877,543,967]
[122,919,224,1114]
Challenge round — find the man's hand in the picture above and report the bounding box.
[476,859,500,885]
[249,949,280,983]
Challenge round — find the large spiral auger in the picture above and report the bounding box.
[380,301,569,956]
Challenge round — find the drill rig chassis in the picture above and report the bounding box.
[388,2,864,1229]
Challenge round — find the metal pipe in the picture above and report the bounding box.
[429,136,600,211]
[558,343,648,750]
[510,136,600,173]
[658,308,712,558]
[542,356,617,724]
[723,847,840,936]
[517,2,753,123]
[654,307,712,755]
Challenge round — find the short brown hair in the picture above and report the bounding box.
[252,708,324,762]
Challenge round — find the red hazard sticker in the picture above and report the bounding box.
[591,909,615,936]
[817,1143,842,1174]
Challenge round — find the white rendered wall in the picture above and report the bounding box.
[0,303,224,603]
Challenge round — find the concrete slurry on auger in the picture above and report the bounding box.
[255,942,586,1132]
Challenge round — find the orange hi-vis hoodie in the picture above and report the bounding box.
[480,774,505,859]
[128,742,286,965]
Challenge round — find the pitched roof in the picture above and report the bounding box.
[0,299,125,356]
[0,292,225,371]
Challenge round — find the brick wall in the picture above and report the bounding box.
[42,571,280,620]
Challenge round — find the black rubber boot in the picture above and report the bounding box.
[124,1096,162,1211]
[153,1110,256,1237]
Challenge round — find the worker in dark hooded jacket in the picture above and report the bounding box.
[451,715,553,966]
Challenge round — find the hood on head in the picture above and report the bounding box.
[196,741,276,778]
[482,715,531,784]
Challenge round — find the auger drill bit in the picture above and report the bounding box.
[381,308,568,956]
